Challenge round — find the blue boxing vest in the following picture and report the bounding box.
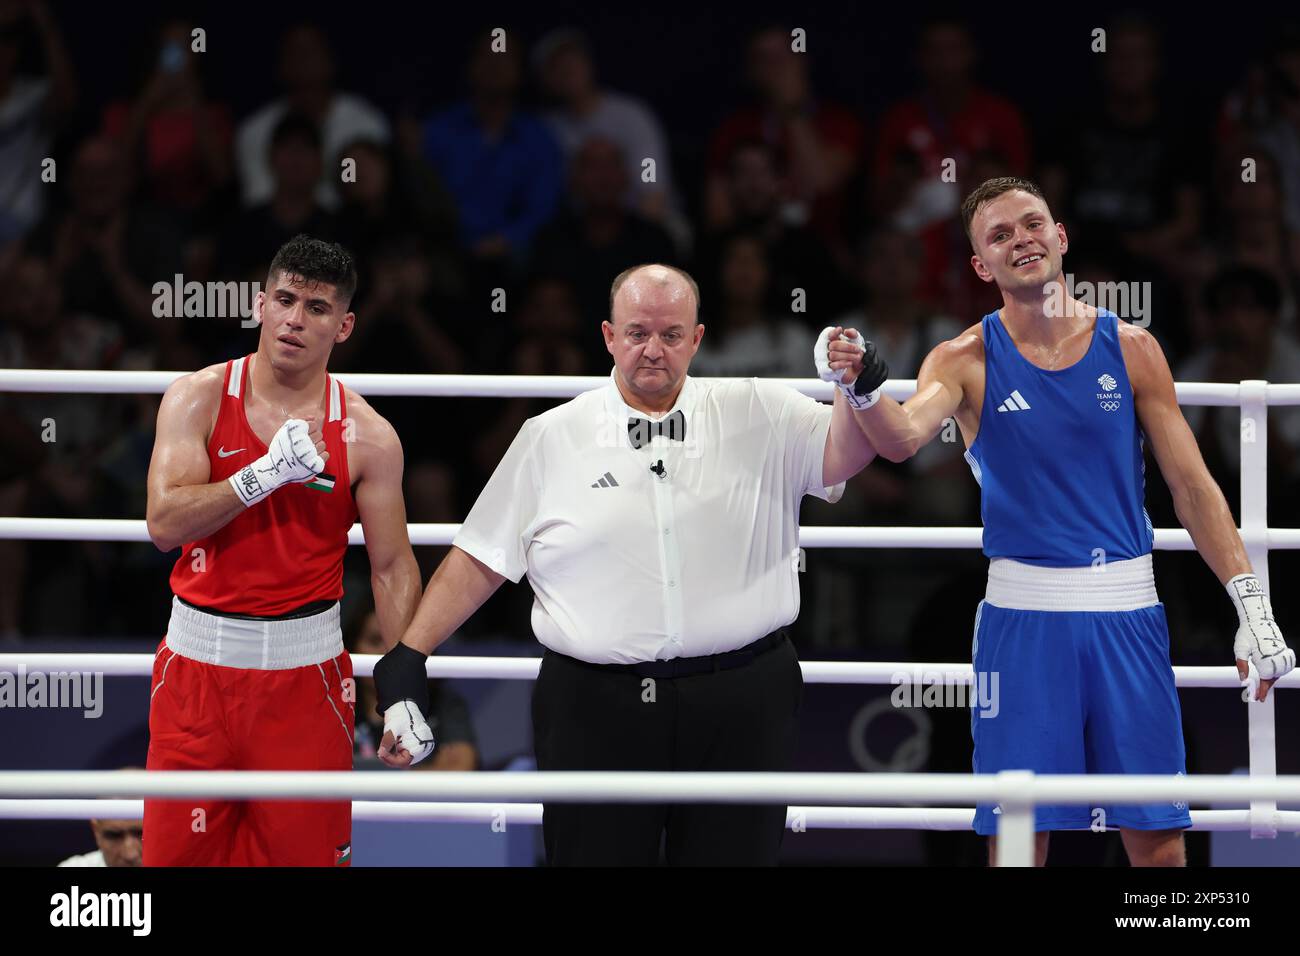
[963,309,1155,567]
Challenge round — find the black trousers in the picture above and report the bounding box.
[531,633,803,866]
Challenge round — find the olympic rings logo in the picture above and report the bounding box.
[1099,400,1121,412]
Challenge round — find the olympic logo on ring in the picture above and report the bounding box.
[1100,400,1120,412]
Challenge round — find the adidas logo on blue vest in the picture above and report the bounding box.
[996,390,1031,413]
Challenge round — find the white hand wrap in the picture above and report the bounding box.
[813,326,879,410]
[227,418,325,507]
[382,700,436,765]
[1227,573,1295,700]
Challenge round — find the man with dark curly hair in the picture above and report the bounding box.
[142,235,422,866]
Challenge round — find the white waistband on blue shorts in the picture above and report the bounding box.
[165,596,343,669]
[985,553,1158,612]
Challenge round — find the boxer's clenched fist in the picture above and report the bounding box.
[814,326,889,410]
[228,418,328,507]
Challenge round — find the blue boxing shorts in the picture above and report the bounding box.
[970,555,1192,836]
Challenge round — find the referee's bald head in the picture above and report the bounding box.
[609,264,700,326]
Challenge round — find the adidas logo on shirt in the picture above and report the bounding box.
[591,472,619,488]
[996,390,1031,413]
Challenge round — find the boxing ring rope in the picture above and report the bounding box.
[2,370,1297,865]
[4,798,1299,833]
[3,652,1298,686]
[3,770,1300,866]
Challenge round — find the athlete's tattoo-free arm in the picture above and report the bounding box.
[853,342,966,462]
[354,419,423,645]
[1127,327,1250,584]
[146,373,247,552]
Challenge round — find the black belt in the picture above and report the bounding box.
[564,629,788,679]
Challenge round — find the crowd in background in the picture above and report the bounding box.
[1,3,1299,672]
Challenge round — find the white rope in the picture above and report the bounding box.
[5,798,1297,831]
[4,770,1300,804]
[5,516,1300,548]
[2,653,1293,688]
[4,368,1300,405]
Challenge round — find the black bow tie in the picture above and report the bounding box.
[628,410,686,449]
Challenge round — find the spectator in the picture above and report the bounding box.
[335,234,465,378]
[692,232,809,377]
[471,277,586,479]
[873,20,1030,318]
[57,817,143,867]
[218,113,339,283]
[346,608,478,770]
[1040,15,1204,276]
[1256,27,1300,237]
[0,254,122,636]
[333,137,461,299]
[1186,150,1297,351]
[235,23,389,210]
[1178,266,1300,488]
[700,138,846,318]
[706,24,865,244]
[0,0,76,245]
[25,136,186,358]
[534,28,686,246]
[102,19,233,230]
[531,136,675,370]
[420,30,562,277]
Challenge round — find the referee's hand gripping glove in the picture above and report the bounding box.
[1227,573,1295,702]
[374,643,436,767]
[814,325,889,410]
[227,417,327,507]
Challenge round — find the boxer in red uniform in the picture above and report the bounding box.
[143,236,422,866]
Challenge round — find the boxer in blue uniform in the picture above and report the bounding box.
[820,176,1295,866]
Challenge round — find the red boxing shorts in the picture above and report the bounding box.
[144,597,355,867]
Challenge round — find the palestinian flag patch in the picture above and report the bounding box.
[334,843,351,866]
[305,473,336,493]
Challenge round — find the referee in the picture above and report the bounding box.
[373,264,885,865]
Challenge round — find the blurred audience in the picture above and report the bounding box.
[1254,27,1300,237]
[873,20,1030,318]
[236,23,389,210]
[25,136,187,360]
[534,28,685,246]
[419,30,563,282]
[701,138,846,317]
[1178,266,1300,489]
[0,254,122,635]
[692,232,808,377]
[102,18,233,250]
[0,0,75,244]
[706,24,865,246]
[218,112,339,283]
[531,136,676,370]
[1041,15,1204,278]
[333,136,461,296]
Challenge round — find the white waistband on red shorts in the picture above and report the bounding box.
[984,553,1158,612]
[165,596,343,669]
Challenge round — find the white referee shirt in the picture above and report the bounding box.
[453,372,844,664]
